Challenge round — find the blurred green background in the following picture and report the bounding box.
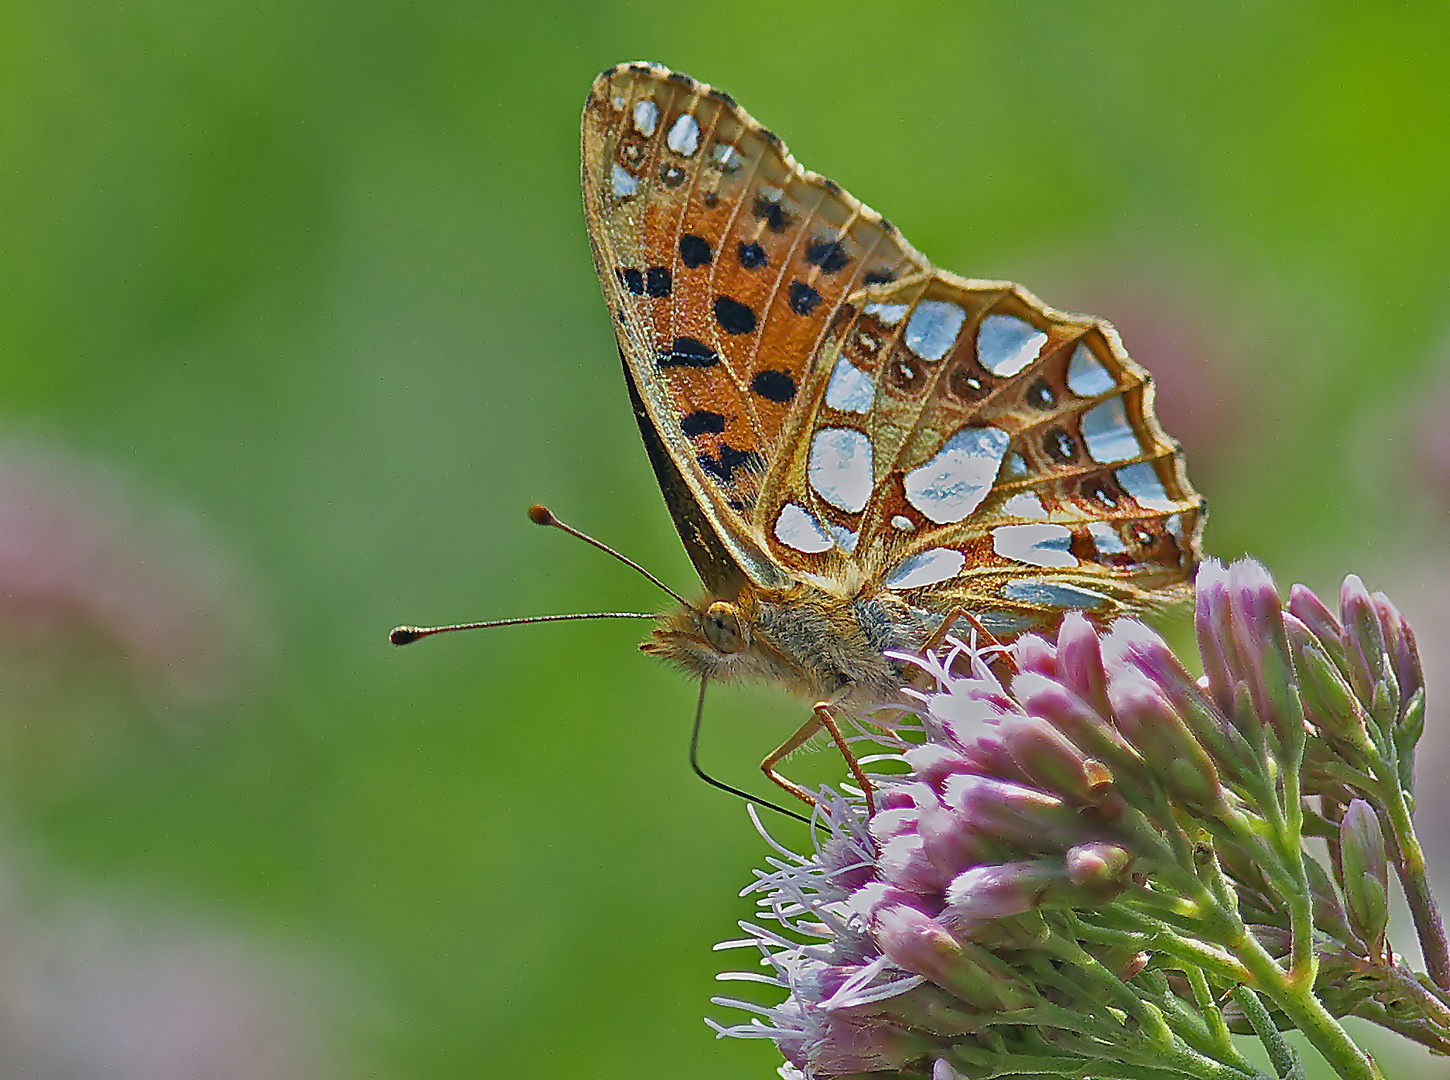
[2,2,1448,1077]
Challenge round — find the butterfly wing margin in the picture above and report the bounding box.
[581,62,930,594]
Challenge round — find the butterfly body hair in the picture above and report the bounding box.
[640,583,929,705]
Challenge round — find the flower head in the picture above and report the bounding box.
[715,559,1442,1078]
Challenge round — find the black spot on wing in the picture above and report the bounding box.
[753,196,793,232]
[699,444,763,483]
[659,337,719,368]
[645,267,672,298]
[805,237,850,273]
[714,295,756,335]
[681,410,726,437]
[738,241,766,269]
[1026,379,1056,409]
[948,368,987,402]
[1045,428,1077,463]
[788,281,822,316]
[1083,477,1121,509]
[618,267,644,295]
[750,369,796,403]
[863,269,895,285]
[680,234,712,268]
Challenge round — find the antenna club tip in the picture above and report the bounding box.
[390,626,422,646]
[527,504,556,527]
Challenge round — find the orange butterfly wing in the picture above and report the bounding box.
[581,62,929,594]
[582,63,1203,634]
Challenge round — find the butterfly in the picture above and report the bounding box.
[577,62,1203,813]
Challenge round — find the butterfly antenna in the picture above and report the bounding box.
[390,610,656,646]
[528,504,690,606]
[689,679,810,824]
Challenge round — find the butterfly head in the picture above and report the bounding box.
[641,596,760,681]
[642,588,841,696]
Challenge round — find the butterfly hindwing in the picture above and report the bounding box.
[754,273,1203,635]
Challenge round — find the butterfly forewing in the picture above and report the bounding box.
[582,63,930,593]
[582,62,1203,641]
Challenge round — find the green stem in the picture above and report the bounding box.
[1110,910,1254,986]
[1382,785,1450,990]
[1186,962,1251,1068]
[1138,968,1230,1064]
[1352,1000,1450,1056]
[1043,928,1174,1046]
[1040,926,1274,1079]
[1229,921,1381,1080]
[1230,985,1299,1078]
[1276,711,1316,989]
[945,1046,1262,1080]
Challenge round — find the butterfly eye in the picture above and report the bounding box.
[702,601,744,654]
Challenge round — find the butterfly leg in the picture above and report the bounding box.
[922,607,1018,681]
[760,703,877,817]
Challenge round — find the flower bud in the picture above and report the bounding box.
[1012,672,1144,780]
[1288,583,1343,656]
[1338,575,1383,708]
[1291,633,1369,745]
[1065,841,1134,893]
[877,786,921,812]
[1056,612,1112,717]
[925,687,1015,751]
[1227,559,1300,746]
[845,880,893,922]
[904,743,981,794]
[798,1014,927,1076]
[1103,619,1247,775]
[870,805,923,847]
[945,861,1061,931]
[941,775,1089,854]
[819,834,877,893]
[873,902,1029,1010]
[1338,799,1389,949]
[1194,559,1237,717]
[918,802,987,881]
[1108,670,1224,813]
[1013,633,1058,677]
[1301,849,1354,944]
[933,1059,967,1080]
[1375,593,1424,710]
[998,715,1101,804]
[880,831,950,894]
